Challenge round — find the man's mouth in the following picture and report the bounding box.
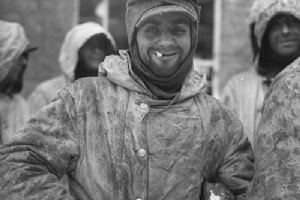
[154,51,177,58]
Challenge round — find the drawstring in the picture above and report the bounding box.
[148,93,180,113]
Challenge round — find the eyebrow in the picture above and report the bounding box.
[173,18,190,25]
[142,19,160,26]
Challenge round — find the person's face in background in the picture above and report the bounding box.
[136,13,191,77]
[75,34,115,80]
[268,14,300,58]
[0,51,29,96]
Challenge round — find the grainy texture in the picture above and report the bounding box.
[0,51,254,200]
[247,57,300,200]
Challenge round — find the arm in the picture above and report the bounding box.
[0,87,79,200]
[216,109,254,200]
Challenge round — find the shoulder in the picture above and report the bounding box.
[196,93,236,120]
[61,76,128,101]
[271,59,300,92]
[33,76,66,95]
[13,94,28,104]
[195,93,244,139]
[100,50,129,69]
[264,60,300,112]
[226,68,259,87]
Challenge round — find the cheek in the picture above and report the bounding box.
[268,33,279,49]
[292,27,300,36]
[137,34,151,57]
[179,37,191,56]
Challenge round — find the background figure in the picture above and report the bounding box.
[0,20,36,143]
[221,0,300,148]
[28,22,116,114]
[0,0,253,199]
[247,56,300,200]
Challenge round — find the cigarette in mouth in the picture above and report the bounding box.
[155,51,163,57]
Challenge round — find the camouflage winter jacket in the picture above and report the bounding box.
[247,57,300,200]
[0,51,254,200]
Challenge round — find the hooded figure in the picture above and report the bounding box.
[0,20,36,144]
[221,0,300,148]
[247,54,300,199]
[0,1,253,200]
[28,22,117,114]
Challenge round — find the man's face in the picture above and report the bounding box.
[136,12,191,77]
[77,34,107,77]
[268,14,300,57]
[0,52,28,95]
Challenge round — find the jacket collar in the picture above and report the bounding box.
[99,50,207,103]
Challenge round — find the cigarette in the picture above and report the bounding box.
[155,51,163,57]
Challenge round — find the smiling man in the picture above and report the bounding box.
[0,0,253,200]
[221,0,300,149]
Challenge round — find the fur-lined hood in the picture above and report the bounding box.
[249,0,300,59]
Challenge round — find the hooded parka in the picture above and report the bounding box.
[0,20,31,144]
[247,54,300,200]
[221,0,300,148]
[27,22,116,114]
[0,1,254,200]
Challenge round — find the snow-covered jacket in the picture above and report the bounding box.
[221,0,300,148]
[0,50,254,200]
[247,56,300,200]
[28,22,116,114]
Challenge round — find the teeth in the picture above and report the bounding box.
[155,51,163,57]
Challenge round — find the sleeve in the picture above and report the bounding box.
[220,78,239,116]
[0,87,79,200]
[247,74,300,200]
[216,109,254,200]
[28,88,50,115]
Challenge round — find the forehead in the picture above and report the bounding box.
[83,34,106,46]
[270,13,300,24]
[139,12,190,26]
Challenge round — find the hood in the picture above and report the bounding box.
[125,0,201,100]
[125,0,201,49]
[249,0,300,59]
[0,20,30,82]
[99,50,207,102]
[59,22,117,81]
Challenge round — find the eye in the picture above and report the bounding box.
[172,25,189,35]
[144,25,160,35]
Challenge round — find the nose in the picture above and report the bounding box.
[158,31,174,46]
[282,24,291,34]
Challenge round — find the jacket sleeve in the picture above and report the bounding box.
[0,87,79,200]
[220,78,239,116]
[215,107,254,200]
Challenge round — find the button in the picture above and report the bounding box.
[140,103,149,110]
[137,148,147,157]
[136,198,142,200]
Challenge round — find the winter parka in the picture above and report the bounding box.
[0,50,254,200]
[247,56,300,200]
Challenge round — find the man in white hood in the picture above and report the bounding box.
[0,20,36,144]
[28,22,117,114]
[0,1,253,199]
[221,0,300,149]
